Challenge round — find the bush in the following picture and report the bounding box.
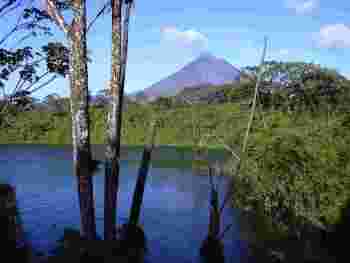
[230,111,350,237]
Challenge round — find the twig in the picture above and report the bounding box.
[29,75,57,94]
[24,71,50,91]
[0,0,32,45]
[87,0,111,33]
[257,91,267,128]
[0,0,22,17]
[242,36,268,153]
[0,26,18,46]
[218,222,235,241]
[200,133,240,162]
[46,0,70,35]
[219,161,240,214]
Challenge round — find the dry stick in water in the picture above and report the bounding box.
[208,166,220,239]
[219,36,268,215]
[128,119,157,227]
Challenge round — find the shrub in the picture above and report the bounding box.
[230,111,350,237]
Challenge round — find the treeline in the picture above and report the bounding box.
[150,61,350,114]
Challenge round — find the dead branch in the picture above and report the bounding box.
[219,36,268,214]
[87,0,111,33]
[46,0,70,35]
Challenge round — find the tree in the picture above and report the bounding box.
[42,93,68,113]
[104,0,122,241]
[152,96,173,110]
[104,0,134,241]
[44,0,96,240]
[0,1,69,127]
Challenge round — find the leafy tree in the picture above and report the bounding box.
[42,93,69,114]
[152,96,173,110]
[242,61,350,113]
[0,1,70,127]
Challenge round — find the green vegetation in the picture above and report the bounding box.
[0,102,244,145]
[3,98,350,236]
[2,60,350,261]
[230,111,350,230]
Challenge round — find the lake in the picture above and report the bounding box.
[0,144,249,263]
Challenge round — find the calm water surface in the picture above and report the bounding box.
[0,145,248,263]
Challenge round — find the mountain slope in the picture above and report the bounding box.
[135,53,241,101]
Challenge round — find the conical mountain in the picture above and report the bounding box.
[135,53,241,101]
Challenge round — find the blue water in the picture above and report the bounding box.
[0,145,248,263]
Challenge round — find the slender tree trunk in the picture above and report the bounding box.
[120,1,132,90]
[104,0,122,241]
[69,0,96,241]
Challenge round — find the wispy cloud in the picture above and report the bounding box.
[160,26,208,51]
[267,48,291,61]
[276,49,290,56]
[285,0,319,15]
[316,24,350,49]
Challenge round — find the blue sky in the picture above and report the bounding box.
[1,0,350,99]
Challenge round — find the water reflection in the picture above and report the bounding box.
[0,145,245,262]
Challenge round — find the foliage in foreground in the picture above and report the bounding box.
[228,110,350,239]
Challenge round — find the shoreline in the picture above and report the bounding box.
[0,143,226,150]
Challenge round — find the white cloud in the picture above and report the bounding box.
[316,24,350,49]
[285,0,319,15]
[160,26,208,50]
[277,49,290,56]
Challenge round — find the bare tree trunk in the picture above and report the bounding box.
[69,0,96,241]
[104,0,122,241]
[120,1,132,90]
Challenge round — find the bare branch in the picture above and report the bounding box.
[13,78,24,95]
[24,71,50,91]
[46,0,69,34]
[1,0,37,45]
[218,222,235,241]
[201,133,241,162]
[29,74,57,93]
[219,36,269,214]
[87,0,111,33]
[242,36,268,153]
[0,0,23,18]
[0,25,18,45]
